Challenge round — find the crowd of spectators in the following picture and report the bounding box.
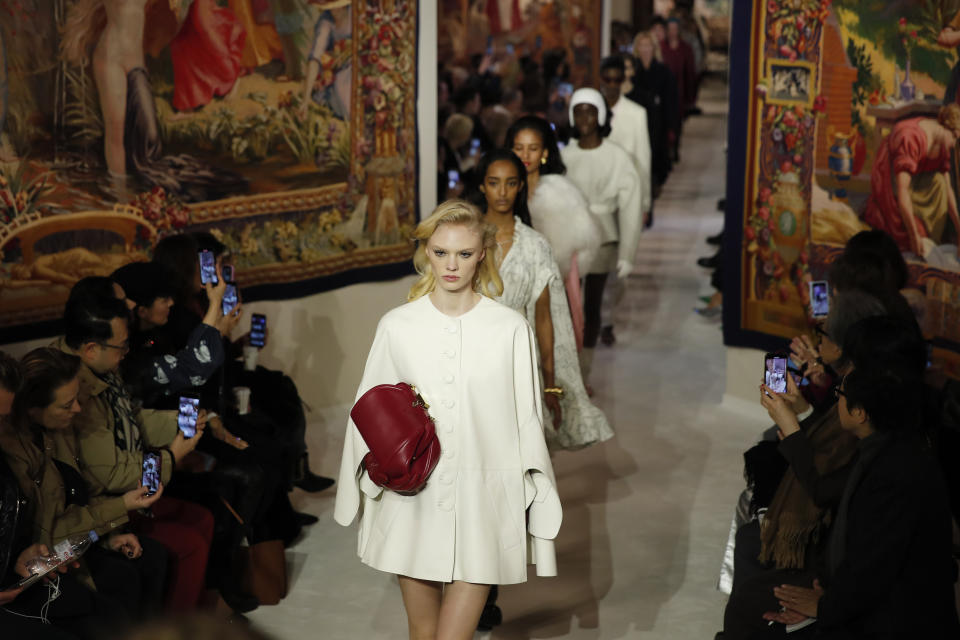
[716,230,960,638]
[0,231,335,639]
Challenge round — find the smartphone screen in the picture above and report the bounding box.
[447,169,460,189]
[141,452,161,497]
[470,138,481,153]
[809,280,829,317]
[222,284,238,316]
[557,82,574,100]
[177,396,200,439]
[250,313,267,348]
[198,250,218,285]
[764,354,788,394]
[222,265,235,283]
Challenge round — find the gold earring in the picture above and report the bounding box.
[540,157,547,165]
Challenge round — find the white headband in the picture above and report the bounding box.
[569,88,608,127]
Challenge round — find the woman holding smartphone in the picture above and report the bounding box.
[468,149,612,451]
[335,200,562,639]
[0,348,167,620]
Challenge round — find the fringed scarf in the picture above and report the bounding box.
[759,404,859,569]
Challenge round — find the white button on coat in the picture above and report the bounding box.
[335,295,562,585]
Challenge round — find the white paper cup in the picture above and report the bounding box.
[242,346,259,371]
[233,386,251,415]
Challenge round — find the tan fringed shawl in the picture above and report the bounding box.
[759,404,859,569]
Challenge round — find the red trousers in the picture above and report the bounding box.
[133,496,214,611]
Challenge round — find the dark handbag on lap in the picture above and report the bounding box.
[350,383,441,494]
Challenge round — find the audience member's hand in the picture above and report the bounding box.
[14,543,78,577]
[760,384,801,438]
[0,585,22,605]
[108,533,143,559]
[123,482,164,511]
[169,430,201,463]
[217,303,243,337]
[773,580,823,618]
[543,393,562,430]
[208,415,249,450]
[761,607,810,625]
[790,334,817,369]
[780,372,810,415]
[196,409,209,439]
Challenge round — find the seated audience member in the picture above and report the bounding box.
[153,232,333,495]
[110,262,227,408]
[721,291,888,640]
[759,317,960,638]
[58,289,216,612]
[1,348,167,626]
[1,351,100,640]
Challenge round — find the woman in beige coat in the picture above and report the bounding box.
[335,200,562,639]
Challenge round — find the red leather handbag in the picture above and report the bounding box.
[350,383,441,494]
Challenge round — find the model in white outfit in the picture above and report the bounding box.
[507,115,603,354]
[601,56,653,341]
[498,219,614,450]
[561,89,642,377]
[334,200,561,638]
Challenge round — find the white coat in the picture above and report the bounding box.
[334,294,562,584]
[609,95,653,214]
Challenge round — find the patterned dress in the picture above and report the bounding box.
[497,219,614,450]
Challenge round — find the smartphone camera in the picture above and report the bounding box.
[764,353,788,394]
[250,313,267,349]
[141,452,161,497]
[222,284,239,316]
[198,250,218,285]
[177,396,200,439]
[809,280,829,318]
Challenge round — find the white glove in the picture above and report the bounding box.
[616,259,632,279]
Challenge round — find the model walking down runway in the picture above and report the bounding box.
[469,149,613,451]
[334,200,562,639]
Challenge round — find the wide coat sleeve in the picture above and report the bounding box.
[512,321,563,575]
[334,314,402,526]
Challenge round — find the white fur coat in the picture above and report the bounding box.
[528,174,603,277]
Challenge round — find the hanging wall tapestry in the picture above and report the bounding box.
[725,0,960,373]
[0,0,418,339]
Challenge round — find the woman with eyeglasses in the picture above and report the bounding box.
[720,290,889,640]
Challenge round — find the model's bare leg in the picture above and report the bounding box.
[436,581,491,640]
[398,575,442,640]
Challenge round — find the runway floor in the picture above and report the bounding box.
[248,76,774,639]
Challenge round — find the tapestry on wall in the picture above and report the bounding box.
[725,0,960,373]
[0,0,418,338]
[439,0,601,86]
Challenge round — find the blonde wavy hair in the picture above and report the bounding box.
[408,200,503,302]
[633,30,663,63]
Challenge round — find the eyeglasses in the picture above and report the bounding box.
[99,341,129,354]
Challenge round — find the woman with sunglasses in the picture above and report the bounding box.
[467,149,612,451]
[720,290,888,640]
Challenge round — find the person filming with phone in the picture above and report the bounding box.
[0,348,167,631]
[56,285,215,612]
